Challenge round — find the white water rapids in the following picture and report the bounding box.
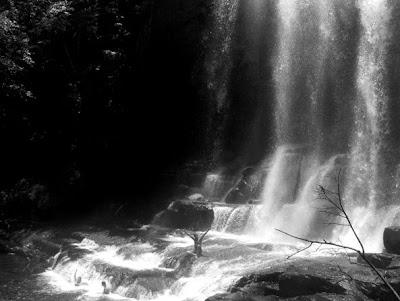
[39,226,306,301]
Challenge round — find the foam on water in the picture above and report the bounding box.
[43,230,302,301]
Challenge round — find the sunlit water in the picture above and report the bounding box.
[200,0,400,255]
[0,226,318,301]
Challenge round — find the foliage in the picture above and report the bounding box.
[0,0,155,192]
[0,0,211,214]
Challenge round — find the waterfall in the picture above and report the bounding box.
[334,0,394,251]
[202,0,400,252]
[29,1,400,300]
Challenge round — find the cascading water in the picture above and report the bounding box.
[203,0,400,252]
[335,0,394,250]
[37,227,292,301]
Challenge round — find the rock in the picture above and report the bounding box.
[384,227,400,255]
[124,276,176,299]
[152,199,214,231]
[356,253,394,269]
[187,193,205,201]
[225,169,255,205]
[284,294,361,300]
[224,259,400,300]
[278,272,346,297]
[160,252,197,278]
[31,237,61,256]
[205,292,278,301]
[388,255,400,269]
[90,259,175,297]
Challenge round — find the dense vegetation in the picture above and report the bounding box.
[0,0,211,221]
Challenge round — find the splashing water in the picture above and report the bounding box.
[37,229,298,301]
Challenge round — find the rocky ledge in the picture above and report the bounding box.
[205,257,400,301]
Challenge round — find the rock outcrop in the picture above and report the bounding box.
[152,199,214,231]
[206,258,400,301]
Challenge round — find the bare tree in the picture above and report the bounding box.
[276,170,400,300]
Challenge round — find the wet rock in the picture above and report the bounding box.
[356,253,394,269]
[24,254,49,274]
[188,193,205,201]
[248,200,262,205]
[92,259,175,295]
[388,256,400,269]
[205,292,278,301]
[160,251,197,278]
[225,168,256,204]
[223,259,400,300]
[278,272,346,297]
[124,276,176,299]
[384,227,400,255]
[231,281,279,296]
[152,199,214,231]
[283,294,363,300]
[31,237,61,256]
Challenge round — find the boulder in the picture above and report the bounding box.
[384,227,400,255]
[152,199,214,231]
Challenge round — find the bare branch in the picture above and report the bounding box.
[318,186,342,212]
[317,210,346,219]
[275,229,361,254]
[287,242,313,259]
[320,222,350,227]
[275,169,400,300]
[319,187,340,199]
